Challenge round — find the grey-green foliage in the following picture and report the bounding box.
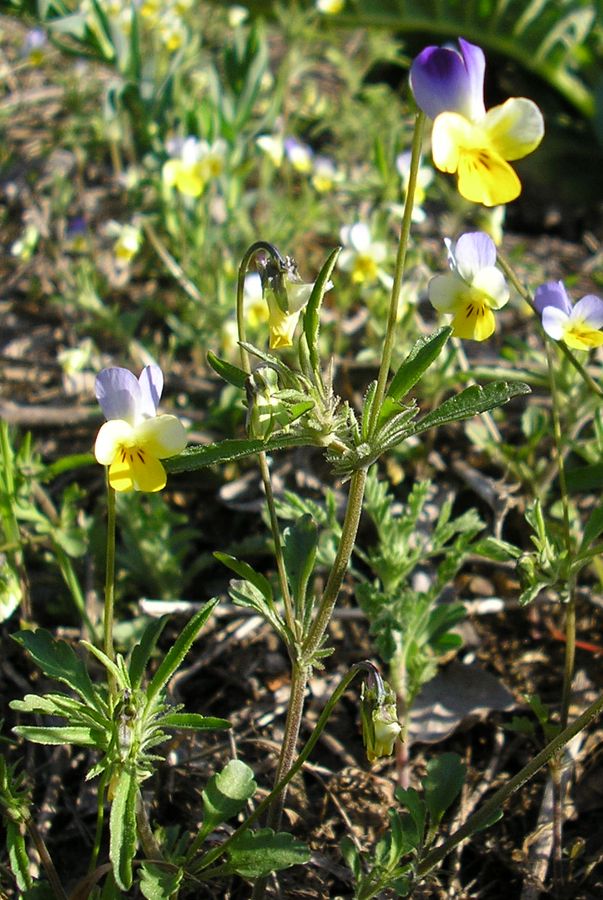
[356,469,483,707]
[114,492,203,599]
[341,753,466,899]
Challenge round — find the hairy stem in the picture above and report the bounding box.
[103,480,117,702]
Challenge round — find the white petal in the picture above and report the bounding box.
[454,232,497,281]
[428,273,464,313]
[542,306,569,340]
[94,420,134,465]
[471,266,509,310]
[136,415,187,459]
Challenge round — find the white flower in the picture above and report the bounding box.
[338,223,391,287]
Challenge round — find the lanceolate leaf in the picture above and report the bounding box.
[383,327,452,413]
[139,862,183,900]
[214,552,273,603]
[145,599,218,704]
[129,616,169,690]
[282,515,318,609]
[161,713,231,731]
[411,382,530,436]
[164,435,312,474]
[13,725,102,747]
[7,821,32,892]
[207,351,248,389]
[303,246,341,373]
[11,629,98,709]
[110,766,138,891]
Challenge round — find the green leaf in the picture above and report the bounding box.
[10,693,108,730]
[580,504,603,551]
[7,821,32,892]
[394,786,426,844]
[473,536,522,562]
[201,759,256,840]
[302,246,341,373]
[226,828,310,878]
[13,725,101,746]
[382,327,452,416]
[160,713,231,731]
[228,580,286,640]
[214,553,273,603]
[424,753,466,827]
[207,351,248,389]
[282,514,318,609]
[413,382,530,436]
[80,642,128,689]
[11,629,98,709]
[129,616,169,690]
[164,435,311,474]
[139,862,183,900]
[146,599,218,704]
[110,766,138,891]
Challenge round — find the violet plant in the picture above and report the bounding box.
[4,21,603,900]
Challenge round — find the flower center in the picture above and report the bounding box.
[352,254,379,283]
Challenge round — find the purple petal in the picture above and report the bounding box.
[458,39,486,120]
[533,281,572,316]
[572,294,603,328]
[138,365,163,418]
[453,232,496,280]
[95,367,141,421]
[410,39,485,120]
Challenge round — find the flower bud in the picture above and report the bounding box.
[245,368,289,440]
[360,676,402,763]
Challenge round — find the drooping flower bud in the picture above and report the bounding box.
[360,672,402,763]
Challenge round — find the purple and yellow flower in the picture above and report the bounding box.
[94,366,186,492]
[428,232,509,340]
[410,39,544,206]
[534,281,603,350]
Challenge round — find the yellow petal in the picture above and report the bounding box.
[451,303,496,341]
[94,420,134,466]
[484,98,544,161]
[175,165,204,197]
[136,415,187,459]
[563,323,603,350]
[456,149,521,206]
[431,112,473,173]
[109,448,167,492]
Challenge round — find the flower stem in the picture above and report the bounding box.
[192,662,375,876]
[416,688,603,879]
[367,110,426,435]
[103,479,117,702]
[236,242,297,638]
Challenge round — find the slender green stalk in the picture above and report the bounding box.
[367,110,426,435]
[302,467,368,658]
[236,241,297,639]
[416,688,603,878]
[192,662,373,875]
[103,479,117,702]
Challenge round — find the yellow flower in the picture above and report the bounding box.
[410,39,544,206]
[94,366,186,492]
[429,232,509,341]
